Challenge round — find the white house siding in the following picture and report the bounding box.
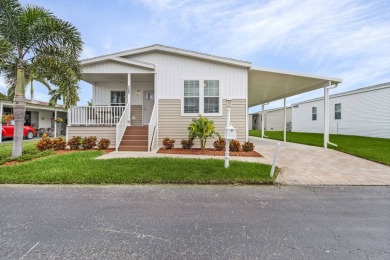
[94,81,154,105]
[82,61,153,74]
[124,52,248,100]
[292,86,390,138]
[67,126,116,148]
[266,108,292,131]
[39,111,54,128]
[250,107,292,131]
[158,99,246,148]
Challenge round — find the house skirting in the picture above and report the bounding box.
[67,126,116,148]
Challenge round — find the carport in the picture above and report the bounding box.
[248,67,342,148]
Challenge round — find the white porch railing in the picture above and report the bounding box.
[116,103,130,151]
[68,106,125,126]
[148,102,158,152]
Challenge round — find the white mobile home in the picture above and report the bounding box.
[250,107,292,131]
[292,83,390,138]
[68,44,342,151]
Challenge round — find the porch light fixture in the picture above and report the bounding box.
[136,90,141,96]
[226,99,232,108]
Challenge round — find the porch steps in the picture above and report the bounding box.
[118,126,148,151]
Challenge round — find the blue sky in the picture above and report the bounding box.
[1,0,390,112]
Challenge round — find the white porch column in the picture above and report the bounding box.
[261,104,265,138]
[0,102,3,143]
[54,109,57,138]
[323,81,331,148]
[127,73,131,125]
[283,98,287,142]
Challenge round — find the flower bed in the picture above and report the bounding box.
[157,148,262,157]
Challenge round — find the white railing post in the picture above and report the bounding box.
[270,143,281,178]
[115,103,130,151]
[148,102,158,152]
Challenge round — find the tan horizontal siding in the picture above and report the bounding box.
[131,105,143,126]
[158,99,246,148]
[67,126,116,148]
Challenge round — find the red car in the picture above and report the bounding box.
[1,125,37,140]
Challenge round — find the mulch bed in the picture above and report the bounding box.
[2,148,114,167]
[157,148,262,157]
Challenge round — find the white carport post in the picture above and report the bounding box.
[127,73,131,125]
[323,81,331,148]
[0,102,3,143]
[283,98,287,142]
[261,104,265,138]
[54,109,57,138]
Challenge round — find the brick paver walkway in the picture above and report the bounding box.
[250,137,390,185]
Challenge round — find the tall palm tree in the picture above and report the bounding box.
[0,0,83,158]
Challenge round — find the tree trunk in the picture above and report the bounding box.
[11,68,26,159]
[30,80,34,101]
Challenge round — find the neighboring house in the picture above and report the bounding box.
[68,44,342,151]
[0,99,67,142]
[292,83,390,138]
[250,107,292,131]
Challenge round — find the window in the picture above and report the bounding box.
[183,80,220,115]
[312,107,317,121]
[204,80,219,113]
[184,80,199,113]
[110,91,126,106]
[335,103,341,119]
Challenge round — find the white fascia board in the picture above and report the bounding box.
[81,56,155,70]
[250,67,343,84]
[81,44,252,68]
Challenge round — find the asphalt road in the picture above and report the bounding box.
[0,185,389,259]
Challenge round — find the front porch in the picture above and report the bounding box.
[67,57,158,151]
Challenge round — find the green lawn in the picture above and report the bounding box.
[0,151,276,184]
[249,130,390,166]
[0,140,54,165]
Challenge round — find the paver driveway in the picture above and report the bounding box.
[250,137,390,185]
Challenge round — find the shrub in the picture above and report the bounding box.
[68,136,83,150]
[229,139,241,152]
[188,115,216,149]
[181,139,194,149]
[162,137,175,149]
[53,137,66,150]
[242,141,255,152]
[82,136,97,150]
[213,134,226,151]
[36,136,54,151]
[97,138,111,149]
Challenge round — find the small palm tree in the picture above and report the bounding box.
[188,115,216,149]
[0,0,83,158]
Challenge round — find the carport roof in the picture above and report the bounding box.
[248,67,342,107]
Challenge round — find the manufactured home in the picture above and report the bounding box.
[0,99,67,142]
[250,107,292,131]
[292,83,390,138]
[68,44,342,150]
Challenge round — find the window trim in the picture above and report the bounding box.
[335,103,342,120]
[181,79,222,116]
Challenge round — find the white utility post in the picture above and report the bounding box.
[225,98,236,169]
[127,73,131,125]
[283,98,287,142]
[0,102,3,143]
[261,104,265,138]
[54,109,57,138]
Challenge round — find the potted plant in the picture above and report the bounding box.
[2,114,14,125]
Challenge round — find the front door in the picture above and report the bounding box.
[143,91,154,125]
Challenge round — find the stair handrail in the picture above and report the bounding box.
[148,101,158,152]
[116,102,130,151]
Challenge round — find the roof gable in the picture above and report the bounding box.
[81,44,251,68]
